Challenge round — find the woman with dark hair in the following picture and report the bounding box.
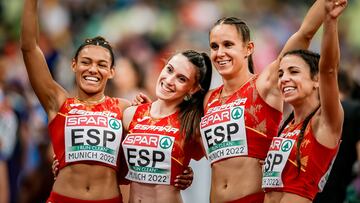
[122,50,212,203]
[262,0,347,202]
[21,0,196,202]
[22,0,126,200]
[200,0,328,202]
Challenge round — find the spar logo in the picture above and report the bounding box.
[123,134,159,148]
[201,109,230,128]
[231,107,243,120]
[281,140,293,152]
[159,137,173,149]
[269,137,294,151]
[66,115,108,127]
[109,118,121,130]
[123,134,174,149]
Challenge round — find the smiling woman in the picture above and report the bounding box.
[20,0,132,202]
[21,1,130,202]
[263,0,347,202]
[121,50,212,203]
[200,0,331,202]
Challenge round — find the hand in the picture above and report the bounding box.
[52,155,59,180]
[131,92,152,106]
[325,0,347,19]
[174,167,194,190]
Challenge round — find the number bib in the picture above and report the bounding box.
[262,137,295,188]
[200,105,247,163]
[122,133,174,185]
[64,115,122,166]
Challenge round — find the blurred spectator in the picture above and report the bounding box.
[0,79,19,203]
[109,57,149,101]
[17,143,53,203]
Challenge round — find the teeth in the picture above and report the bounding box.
[218,60,230,65]
[85,76,99,82]
[283,87,295,93]
[161,82,174,92]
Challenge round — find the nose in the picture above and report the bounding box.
[217,46,226,57]
[279,72,291,84]
[88,63,98,73]
[164,74,176,85]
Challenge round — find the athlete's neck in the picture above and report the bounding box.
[222,73,253,97]
[75,94,106,104]
[150,100,178,119]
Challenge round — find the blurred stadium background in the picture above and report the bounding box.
[0,0,359,202]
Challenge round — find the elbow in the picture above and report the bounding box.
[20,38,36,52]
[297,30,315,44]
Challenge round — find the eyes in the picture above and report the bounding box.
[210,41,235,51]
[165,65,188,83]
[278,68,300,78]
[80,59,110,69]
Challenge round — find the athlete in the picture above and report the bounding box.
[200,0,328,202]
[21,0,192,202]
[263,0,346,202]
[122,50,212,203]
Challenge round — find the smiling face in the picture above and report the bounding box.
[278,54,318,105]
[209,24,253,78]
[72,45,114,98]
[156,53,199,104]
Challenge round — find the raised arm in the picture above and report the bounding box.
[21,0,67,120]
[318,0,346,142]
[258,0,326,110]
[278,0,326,58]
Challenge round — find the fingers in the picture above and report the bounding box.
[131,95,144,106]
[334,0,347,7]
[259,160,265,166]
[52,157,59,181]
[131,92,152,106]
[174,166,194,190]
[174,176,193,190]
[184,166,193,174]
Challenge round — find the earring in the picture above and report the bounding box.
[184,94,192,101]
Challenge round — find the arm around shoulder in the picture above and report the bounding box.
[122,105,138,132]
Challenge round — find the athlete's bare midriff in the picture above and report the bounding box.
[53,164,120,200]
[210,156,262,203]
[129,182,182,203]
[264,191,311,203]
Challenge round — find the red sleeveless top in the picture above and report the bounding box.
[49,97,124,171]
[200,75,282,164]
[263,119,339,200]
[122,103,203,185]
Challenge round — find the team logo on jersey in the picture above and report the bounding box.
[281,140,293,152]
[109,118,121,130]
[137,116,151,123]
[159,137,173,149]
[231,107,243,120]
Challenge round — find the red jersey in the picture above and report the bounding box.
[262,119,339,200]
[49,97,124,171]
[122,103,203,185]
[200,75,281,164]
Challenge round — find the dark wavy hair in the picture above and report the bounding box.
[178,50,212,142]
[74,36,115,67]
